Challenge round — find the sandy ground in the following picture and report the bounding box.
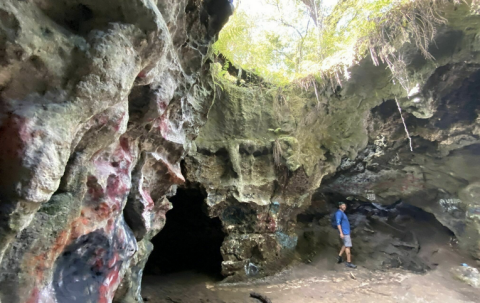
[142,244,480,303]
[142,208,480,303]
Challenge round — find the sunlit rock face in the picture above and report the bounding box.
[0,0,232,302]
[185,3,480,279]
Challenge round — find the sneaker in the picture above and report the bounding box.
[345,262,357,268]
[336,256,343,264]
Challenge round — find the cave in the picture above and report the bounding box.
[296,194,459,273]
[144,187,225,279]
[3,0,480,302]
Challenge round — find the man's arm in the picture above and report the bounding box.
[335,212,344,238]
[337,225,344,238]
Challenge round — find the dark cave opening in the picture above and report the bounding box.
[296,193,458,272]
[144,187,225,279]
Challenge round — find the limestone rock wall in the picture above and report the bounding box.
[1,0,480,300]
[185,2,480,279]
[184,79,318,281]
[319,6,480,259]
[0,0,232,302]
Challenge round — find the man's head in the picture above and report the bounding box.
[338,201,346,211]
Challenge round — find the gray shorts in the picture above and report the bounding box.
[342,235,352,248]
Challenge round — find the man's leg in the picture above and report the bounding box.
[344,235,356,268]
[337,245,345,263]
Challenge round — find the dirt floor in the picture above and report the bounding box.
[141,243,480,303]
[142,203,480,303]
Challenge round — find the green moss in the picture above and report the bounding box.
[201,64,378,182]
[38,193,75,216]
[214,0,475,87]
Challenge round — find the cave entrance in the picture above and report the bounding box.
[144,187,225,279]
[296,194,460,273]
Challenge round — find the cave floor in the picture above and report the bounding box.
[141,244,480,303]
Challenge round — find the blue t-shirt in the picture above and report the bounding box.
[335,210,350,235]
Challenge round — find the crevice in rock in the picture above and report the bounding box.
[433,68,480,130]
[195,147,239,180]
[143,187,225,279]
[62,4,94,34]
[128,85,153,123]
[371,99,401,122]
[33,0,122,36]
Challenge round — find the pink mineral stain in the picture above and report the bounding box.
[24,133,138,302]
[136,69,147,79]
[0,114,31,184]
[140,186,155,211]
[113,112,126,132]
[153,116,169,138]
[91,137,133,215]
[267,217,277,233]
[87,176,104,201]
[26,287,39,303]
[98,263,121,303]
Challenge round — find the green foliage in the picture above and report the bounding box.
[213,1,311,85]
[214,0,472,88]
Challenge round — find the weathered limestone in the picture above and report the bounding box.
[452,265,480,288]
[0,0,232,302]
[184,2,480,279]
[0,0,479,301]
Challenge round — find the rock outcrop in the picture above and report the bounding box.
[184,2,480,279]
[319,7,480,259]
[0,0,480,301]
[0,0,232,302]
[297,200,450,273]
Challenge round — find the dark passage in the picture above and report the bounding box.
[144,187,225,278]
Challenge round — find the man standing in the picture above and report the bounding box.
[335,202,357,268]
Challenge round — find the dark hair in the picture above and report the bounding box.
[338,202,346,207]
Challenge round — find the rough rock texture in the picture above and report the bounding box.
[184,2,480,280]
[0,0,232,302]
[319,6,480,259]
[296,197,457,273]
[452,265,480,288]
[183,70,316,280]
[1,0,480,301]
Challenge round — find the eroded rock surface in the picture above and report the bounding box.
[0,0,232,302]
[184,2,480,280]
[452,265,480,288]
[1,0,480,301]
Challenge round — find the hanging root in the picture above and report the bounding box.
[395,98,413,152]
[273,139,284,167]
[250,292,273,303]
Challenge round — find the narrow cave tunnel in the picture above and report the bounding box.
[144,187,225,279]
[296,193,459,273]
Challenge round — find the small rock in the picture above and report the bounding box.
[363,227,375,233]
[451,266,480,288]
